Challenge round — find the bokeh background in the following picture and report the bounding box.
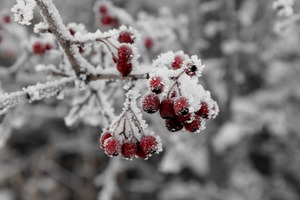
[1,0,300,200]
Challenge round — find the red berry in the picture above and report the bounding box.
[118,45,133,63]
[160,99,176,119]
[136,142,147,159]
[100,132,112,149]
[118,31,135,44]
[196,102,209,119]
[117,62,132,76]
[3,15,11,24]
[184,115,201,132]
[141,93,160,114]
[149,76,164,94]
[78,46,84,54]
[101,15,113,25]
[144,37,154,50]
[99,5,108,14]
[177,113,192,123]
[121,140,137,159]
[174,97,190,116]
[172,55,183,70]
[185,64,198,77]
[69,28,75,36]
[140,135,158,155]
[45,43,53,51]
[165,118,183,132]
[32,41,45,55]
[104,137,121,156]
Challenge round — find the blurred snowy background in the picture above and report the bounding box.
[1,0,300,200]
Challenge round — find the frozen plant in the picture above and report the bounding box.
[0,0,219,160]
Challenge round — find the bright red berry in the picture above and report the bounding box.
[141,93,160,114]
[174,97,190,116]
[149,76,164,94]
[117,62,132,76]
[185,64,198,77]
[100,132,113,149]
[121,140,137,159]
[136,142,147,159]
[118,31,135,44]
[184,115,201,132]
[101,15,113,25]
[99,5,108,14]
[196,102,209,119]
[118,45,133,63]
[172,55,183,70]
[104,137,121,156]
[159,99,176,119]
[165,118,183,132]
[32,41,45,55]
[144,37,154,50]
[140,135,158,155]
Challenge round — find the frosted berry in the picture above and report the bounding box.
[140,135,158,155]
[160,99,176,119]
[100,131,113,149]
[117,62,132,76]
[121,140,137,159]
[184,115,201,132]
[141,93,160,114]
[165,118,183,132]
[118,31,135,44]
[196,102,209,119]
[185,64,198,77]
[149,76,164,94]
[32,41,45,55]
[45,43,53,51]
[99,5,108,14]
[174,97,190,116]
[144,37,154,50]
[177,113,192,123]
[101,15,113,25]
[172,55,184,70]
[69,28,75,36]
[136,142,147,159]
[104,137,121,156]
[118,45,133,63]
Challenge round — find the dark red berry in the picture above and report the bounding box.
[118,31,135,44]
[100,132,113,149]
[78,46,84,54]
[69,28,75,36]
[185,64,198,77]
[172,55,183,70]
[101,15,113,25]
[32,41,45,55]
[117,62,132,76]
[99,5,108,14]
[184,115,201,132]
[174,97,190,116]
[141,93,160,114]
[104,137,121,156]
[196,102,209,119]
[140,135,158,155]
[160,99,176,119]
[165,118,183,132]
[149,76,164,94]
[177,113,192,123]
[121,140,137,159]
[45,43,53,51]
[3,15,11,24]
[118,45,133,63]
[111,17,121,27]
[136,142,147,159]
[144,37,154,50]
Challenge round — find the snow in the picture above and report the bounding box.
[11,0,36,26]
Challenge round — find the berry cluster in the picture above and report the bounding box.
[100,90,162,160]
[67,23,88,54]
[31,40,54,55]
[96,2,120,27]
[141,51,219,133]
